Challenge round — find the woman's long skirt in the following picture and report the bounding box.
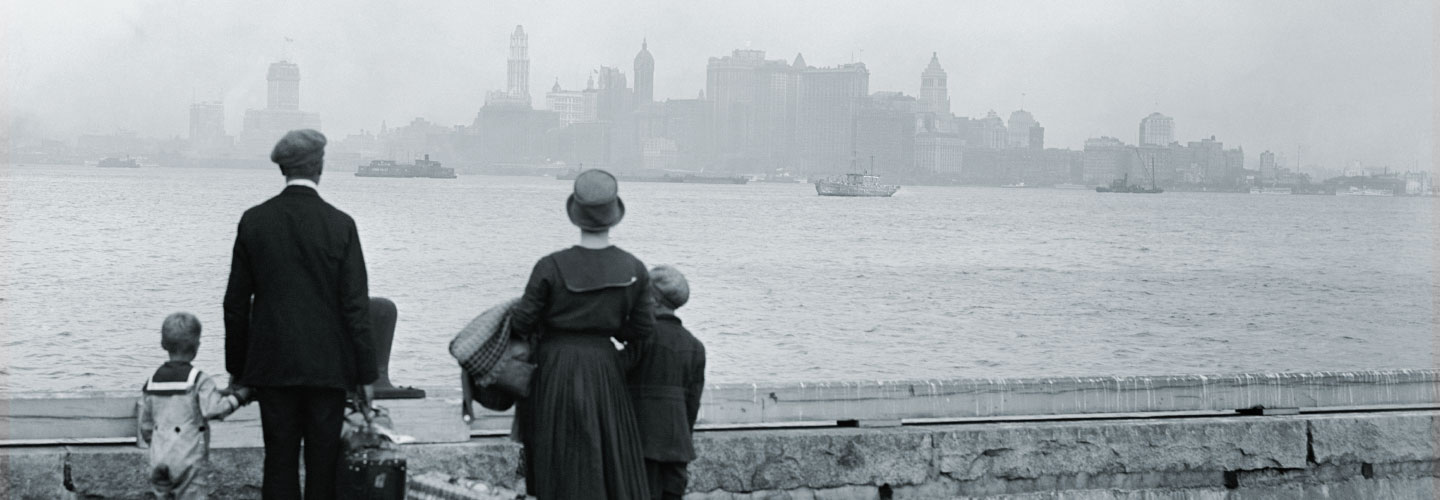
[516,333,650,500]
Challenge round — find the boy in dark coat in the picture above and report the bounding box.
[623,265,706,500]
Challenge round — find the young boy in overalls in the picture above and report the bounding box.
[623,265,707,499]
[136,312,252,499]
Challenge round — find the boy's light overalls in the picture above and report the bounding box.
[136,362,241,500]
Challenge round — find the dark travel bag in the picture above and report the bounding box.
[339,389,407,499]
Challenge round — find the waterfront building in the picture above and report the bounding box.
[188,102,231,155]
[634,39,654,105]
[1138,112,1175,146]
[1083,136,1131,184]
[660,96,713,169]
[239,61,322,157]
[853,92,916,179]
[914,112,963,176]
[796,62,869,174]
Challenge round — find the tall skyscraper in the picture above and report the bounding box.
[634,39,654,104]
[918,52,950,115]
[1138,112,1174,146]
[507,25,530,102]
[240,61,321,156]
[1260,150,1276,180]
[266,61,300,111]
[796,62,869,174]
[705,49,801,171]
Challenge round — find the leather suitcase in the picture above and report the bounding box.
[339,448,407,499]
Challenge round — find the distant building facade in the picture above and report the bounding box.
[239,61,322,157]
[1006,109,1043,150]
[796,62,869,174]
[1083,136,1130,184]
[1138,112,1174,146]
[188,102,231,155]
[705,49,801,172]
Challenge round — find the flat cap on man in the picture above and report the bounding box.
[270,129,327,177]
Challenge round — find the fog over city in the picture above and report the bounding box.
[6,0,1433,171]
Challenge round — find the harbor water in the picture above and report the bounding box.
[0,164,1434,391]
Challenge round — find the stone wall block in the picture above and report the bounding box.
[935,418,1307,482]
[64,446,152,499]
[0,450,68,500]
[402,439,525,489]
[689,428,932,492]
[1308,412,1440,465]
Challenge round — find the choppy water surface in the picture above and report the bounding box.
[1,165,1435,391]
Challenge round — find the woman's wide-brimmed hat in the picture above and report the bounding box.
[566,169,625,231]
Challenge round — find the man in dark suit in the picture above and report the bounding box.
[224,129,377,500]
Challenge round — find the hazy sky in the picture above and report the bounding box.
[6,0,1434,170]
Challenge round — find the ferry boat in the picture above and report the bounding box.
[97,157,139,168]
[814,158,900,197]
[1001,182,1027,188]
[1335,186,1394,197]
[355,155,456,179]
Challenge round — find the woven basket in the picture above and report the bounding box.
[449,298,521,382]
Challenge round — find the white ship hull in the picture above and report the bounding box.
[815,181,899,197]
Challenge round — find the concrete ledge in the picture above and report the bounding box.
[4,411,1437,499]
[8,370,1439,443]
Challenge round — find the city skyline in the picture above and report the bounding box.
[6,0,1434,171]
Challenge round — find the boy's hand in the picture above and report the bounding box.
[232,385,255,405]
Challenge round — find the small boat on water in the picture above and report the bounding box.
[1001,182,1027,188]
[356,155,456,179]
[97,157,140,168]
[815,157,900,197]
[1335,186,1394,197]
[1095,174,1163,193]
[1249,187,1293,195]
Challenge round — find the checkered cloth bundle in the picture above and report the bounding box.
[449,298,521,382]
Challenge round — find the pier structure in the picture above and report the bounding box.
[3,370,1438,497]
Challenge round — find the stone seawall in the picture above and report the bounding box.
[4,410,1436,499]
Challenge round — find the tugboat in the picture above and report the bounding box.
[355,154,456,178]
[1097,152,1163,193]
[815,156,900,197]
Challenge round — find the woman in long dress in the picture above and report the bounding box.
[510,169,654,499]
